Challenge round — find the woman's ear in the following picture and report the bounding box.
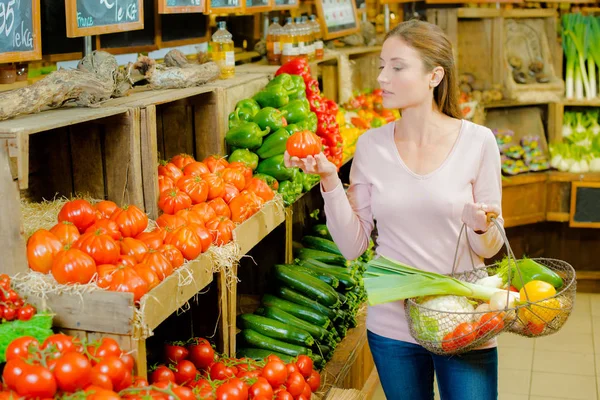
[429,66,445,88]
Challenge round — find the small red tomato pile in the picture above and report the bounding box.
[149,338,321,400]
[0,274,36,323]
[157,154,275,247]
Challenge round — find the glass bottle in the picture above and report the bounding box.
[266,17,283,66]
[310,15,324,60]
[281,17,298,65]
[295,17,308,59]
[211,21,235,79]
[302,15,315,61]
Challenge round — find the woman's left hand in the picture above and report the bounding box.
[461,203,501,233]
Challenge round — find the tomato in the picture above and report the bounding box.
[135,229,165,250]
[171,154,196,170]
[188,338,215,370]
[0,391,19,400]
[227,162,253,183]
[477,312,505,338]
[229,192,260,224]
[2,358,29,389]
[158,244,185,269]
[133,376,149,387]
[86,220,123,241]
[220,168,246,191]
[2,306,16,321]
[228,378,249,398]
[444,322,478,352]
[286,131,322,158]
[95,200,119,220]
[164,226,202,261]
[206,216,236,246]
[285,363,299,375]
[201,173,226,201]
[5,336,38,362]
[300,382,311,397]
[285,372,305,397]
[158,161,183,184]
[110,205,148,238]
[306,370,320,392]
[274,389,294,400]
[183,161,211,177]
[173,360,197,385]
[216,380,245,400]
[58,199,97,233]
[208,197,232,219]
[50,221,81,245]
[177,175,210,205]
[245,178,275,203]
[174,209,203,226]
[238,370,262,381]
[93,356,128,390]
[15,365,57,399]
[88,338,122,362]
[159,188,193,215]
[156,214,187,231]
[265,355,282,363]
[103,266,149,302]
[115,255,137,268]
[54,352,92,392]
[75,232,120,265]
[17,304,36,321]
[85,386,121,400]
[114,369,133,392]
[158,175,175,195]
[262,360,287,389]
[203,155,229,174]
[120,353,135,372]
[191,203,217,224]
[173,386,196,400]
[120,238,149,263]
[249,377,273,399]
[90,370,114,390]
[51,247,97,284]
[0,273,10,290]
[295,355,313,379]
[133,264,160,290]
[210,362,237,381]
[150,365,175,384]
[222,183,240,204]
[165,343,189,364]
[141,251,173,281]
[526,321,546,335]
[41,333,77,355]
[26,229,63,273]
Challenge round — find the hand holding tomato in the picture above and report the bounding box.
[284,152,338,190]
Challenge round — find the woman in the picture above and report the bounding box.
[285,20,504,400]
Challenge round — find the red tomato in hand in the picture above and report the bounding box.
[286,131,322,158]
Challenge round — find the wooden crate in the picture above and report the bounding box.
[546,172,600,222]
[502,173,548,227]
[105,73,270,220]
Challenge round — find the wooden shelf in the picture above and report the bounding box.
[456,7,556,19]
[547,171,600,182]
[483,100,550,109]
[560,99,600,107]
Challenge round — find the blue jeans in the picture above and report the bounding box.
[368,330,498,400]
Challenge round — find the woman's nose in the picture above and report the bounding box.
[377,69,388,84]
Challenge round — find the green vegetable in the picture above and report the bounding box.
[257,155,297,181]
[256,129,291,159]
[295,248,347,266]
[311,224,333,240]
[497,257,563,290]
[280,99,311,124]
[297,112,318,133]
[238,313,314,346]
[273,264,341,307]
[301,236,342,256]
[236,347,294,363]
[228,99,261,128]
[278,181,302,205]
[254,107,288,132]
[252,173,279,191]
[285,124,303,134]
[240,329,312,357]
[301,173,320,192]
[261,294,330,328]
[228,149,259,170]
[298,259,357,290]
[292,264,340,288]
[275,286,340,321]
[0,314,53,363]
[225,122,270,150]
[254,85,294,109]
[258,306,329,341]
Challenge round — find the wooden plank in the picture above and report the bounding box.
[548,102,564,143]
[0,107,129,137]
[233,199,286,255]
[492,17,503,85]
[285,207,294,264]
[141,106,160,220]
[23,290,135,334]
[14,133,29,190]
[546,212,570,222]
[560,99,600,107]
[457,18,494,86]
[457,8,501,18]
[139,254,214,331]
[360,367,380,399]
[502,9,556,18]
[228,264,238,358]
[193,91,225,159]
[161,100,195,159]
[502,173,547,187]
[503,181,547,228]
[217,269,230,355]
[0,141,27,275]
[547,172,600,182]
[104,109,145,208]
[546,16,562,79]
[70,124,105,200]
[321,65,339,103]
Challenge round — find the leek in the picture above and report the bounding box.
[563,14,578,99]
[364,257,508,306]
[569,14,593,99]
[588,17,600,97]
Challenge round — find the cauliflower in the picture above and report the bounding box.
[415,295,476,339]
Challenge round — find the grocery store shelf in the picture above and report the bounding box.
[560,99,600,107]
[484,100,550,109]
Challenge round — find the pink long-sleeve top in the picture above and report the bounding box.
[321,120,505,344]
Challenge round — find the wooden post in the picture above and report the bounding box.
[548,102,564,144]
[141,106,160,220]
[321,65,339,103]
[0,141,27,276]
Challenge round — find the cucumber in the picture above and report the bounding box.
[240,329,311,357]
[293,265,339,288]
[275,286,339,321]
[312,343,332,357]
[258,306,329,341]
[273,265,340,307]
[300,259,357,290]
[311,224,333,240]
[262,294,330,328]
[238,314,314,347]
[301,236,342,256]
[236,347,294,363]
[294,248,347,266]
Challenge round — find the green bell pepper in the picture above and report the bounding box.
[290,75,306,93]
[254,107,287,132]
[297,112,318,132]
[256,128,291,159]
[268,74,296,91]
[278,180,303,206]
[280,99,311,125]
[253,173,279,191]
[228,99,261,129]
[225,122,271,150]
[256,155,298,181]
[285,124,303,134]
[254,85,295,108]
[301,173,321,192]
[228,148,259,170]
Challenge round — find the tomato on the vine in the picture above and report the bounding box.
[306,370,321,392]
[150,365,175,384]
[249,377,273,399]
[262,360,288,389]
[53,352,92,392]
[285,371,306,397]
[165,343,189,364]
[17,304,36,321]
[14,364,57,399]
[188,338,215,370]
[295,355,313,379]
[209,362,237,381]
[5,336,38,362]
[173,360,197,385]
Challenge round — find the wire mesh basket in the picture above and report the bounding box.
[405,216,576,355]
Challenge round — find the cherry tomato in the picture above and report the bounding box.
[173,360,197,385]
[262,360,288,389]
[295,355,313,379]
[5,336,38,362]
[3,307,16,321]
[14,365,57,399]
[150,365,175,384]
[54,352,92,392]
[188,338,215,370]
[164,343,189,364]
[16,304,36,321]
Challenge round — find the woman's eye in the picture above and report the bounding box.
[393,67,402,71]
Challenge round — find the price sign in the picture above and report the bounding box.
[245,0,271,13]
[315,0,359,40]
[0,0,41,63]
[273,0,298,10]
[65,0,144,38]
[158,0,205,14]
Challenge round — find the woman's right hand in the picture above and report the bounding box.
[284,152,340,191]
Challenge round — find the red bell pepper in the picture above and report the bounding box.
[307,94,325,113]
[325,99,338,114]
[276,58,310,80]
[306,78,321,98]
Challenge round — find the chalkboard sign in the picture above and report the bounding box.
[315,0,359,40]
[160,13,208,44]
[99,0,154,49]
[273,0,298,10]
[245,0,271,12]
[41,0,82,56]
[0,0,41,63]
[570,182,600,228]
[65,0,144,38]
[206,0,243,14]
[158,0,205,14]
